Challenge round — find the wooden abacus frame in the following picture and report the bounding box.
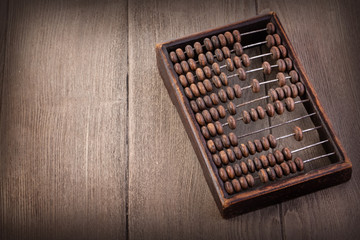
[155,12,352,218]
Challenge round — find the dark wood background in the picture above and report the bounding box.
[1,0,359,239]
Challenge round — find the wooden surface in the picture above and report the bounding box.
[1,0,359,239]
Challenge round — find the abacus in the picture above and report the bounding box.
[156,12,352,218]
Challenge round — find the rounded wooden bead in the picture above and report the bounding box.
[225,181,234,195]
[217,105,226,118]
[250,108,259,121]
[274,149,285,163]
[266,34,275,48]
[246,174,255,187]
[205,51,215,65]
[228,132,238,146]
[242,110,251,124]
[170,51,178,63]
[254,157,262,170]
[225,58,235,72]
[207,123,217,136]
[226,165,236,179]
[267,152,277,166]
[190,100,199,113]
[184,87,194,99]
[278,45,287,58]
[260,155,269,168]
[251,79,260,93]
[274,100,285,115]
[212,154,222,167]
[218,34,227,47]
[262,61,271,75]
[285,97,295,112]
[247,140,256,155]
[267,134,277,148]
[276,72,286,87]
[268,88,278,102]
[219,72,228,86]
[190,83,200,97]
[204,38,213,51]
[266,103,276,117]
[214,138,224,151]
[240,161,249,175]
[219,168,228,182]
[261,136,270,150]
[207,140,217,153]
[254,139,263,153]
[222,46,231,59]
[195,112,205,126]
[232,179,241,192]
[227,101,237,115]
[240,54,250,68]
[247,158,256,173]
[186,72,195,84]
[214,49,224,62]
[212,62,221,75]
[221,134,231,148]
[287,160,297,173]
[233,56,242,69]
[174,63,183,75]
[282,85,291,98]
[212,76,222,88]
[233,147,242,160]
[226,148,236,162]
[239,176,249,189]
[233,42,243,56]
[185,45,195,59]
[266,167,276,181]
[203,79,213,92]
[209,107,219,121]
[259,169,269,183]
[270,46,281,60]
[227,116,237,129]
[224,31,234,45]
[296,82,305,96]
[294,157,304,171]
[289,70,299,83]
[198,54,207,67]
[188,58,197,71]
[211,35,220,48]
[196,97,206,110]
[233,84,242,98]
[277,59,286,72]
[232,29,241,42]
[175,48,186,61]
[237,68,247,80]
[275,87,285,100]
[240,144,249,157]
[233,163,242,176]
[203,69,212,83]
[226,87,235,101]
[274,164,283,178]
[284,57,293,71]
[273,33,281,45]
[202,110,212,123]
[294,126,303,141]
[282,147,292,160]
[218,89,227,103]
[201,126,210,139]
[203,95,213,108]
[196,68,205,81]
[215,121,224,135]
[257,106,266,119]
[290,84,299,98]
[210,93,220,105]
[267,22,275,34]
[179,75,188,87]
[194,42,203,54]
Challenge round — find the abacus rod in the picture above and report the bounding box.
[245,63,278,74]
[275,126,322,140]
[291,139,329,154]
[259,76,291,86]
[303,152,336,164]
[302,125,322,133]
[241,27,268,36]
[236,95,269,108]
[243,40,267,49]
[249,52,272,60]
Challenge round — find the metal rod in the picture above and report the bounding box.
[303,152,336,163]
[291,140,329,154]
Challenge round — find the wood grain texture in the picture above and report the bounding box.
[0,0,8,119]
[128,1,281,239]
[0,0,128,239]
[256,1,360,239]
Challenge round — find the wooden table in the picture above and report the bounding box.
[1,0,359,239]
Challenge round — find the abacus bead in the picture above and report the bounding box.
[208,123,217,136]
[275,87,285,100]
[241,54,250,67]
[233,147,242,160]
[201,126,210,139]
[246,174,255,187]
[190,100,199,113]
[268,134,277,148]
[226,149,236,162]
[234,163,242,176]
[227,116,237,129]
[274,165,283,178]
[290,84,299,98]
[282,147,292,160]
[232,42,243,57]
[214,138,224,151]
[262,61,271,75]
[270,46,281,60]
[221,134,231,148]
[211,35,220,48]
[268,88,278,102]
[186,72,195,84]
[207,140,216,153]
[277,59,286,72]
[260,155,269,168]
[238,177,248,189]
[215,121,224,135]
[287,160,297,173]
[261,136,270,150]
[282,85,291,98]
[266,103,276,117]
[218,34,227,47]
[219,168,228,182]
[247,159,256,173]
[289,70,299,83]
[296,82,305,96]
[222,46,231,59]
[278,45,287,58]
[273,34,281,45]
[232,179,241,192]
[294,126,303,141]
[196,97,206,110]
[233,30,241,42]
[218,89,228,102]
[198,54,207,67]
[247,140,256,155]
[285,97,295,112]
[224,31,234,45]
[180,61,190,74]
[242,110,251,124]
[254,157,262,170]
[266,34,275,48]
[204,38,213,51]
[228,102,236,115]
[176,48,186,61]
[219,150,229,165]
[229,132,238,146]
[259,169,269,183]
[276,72,286,86]
[213,154,222,167]
[267,22,276,34]
[257,106,266,119]
[254,139,263,152]
[170,51,178,63]
[280,162,291,176]
[206,51,214,64]
[174,63,183,75]
[240,144,250,157]
[217,105,226,118]
[225,181,234,195]
[240,162,249,175]
[203,79,213,92]
[237,68,247,80]
[252,79,260,93]
[184,87,194,99]
[234,84,242,98]
[295,157,304,171]
[194,42,203,54]
[267,153,277,166]
[212,76,222,88]
[274,149,285,163]
[220,72,228,86]
[212,62,221,75]
[190,83,200,97]
[274,100,285,115]
[284,57,293,71]
[203,95,212,108]
[195,113,205,126]
[233,56,242,69]
[226,165,236,179]
[179,75,188,87]
[214,49,224,62]
[196,68,205,81]
[249,108,258,122]
[202,110,212,123]
[266,167,277,181]
[209,107,219,121]
[225,58,234,72]
[185,45,195,58]
[210,93,220,105]
[188,59,197,71]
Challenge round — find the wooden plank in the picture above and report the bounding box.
[0,0,8,118]
[128,1,281,239]
[257,1,360,239]
[0,0,128,239]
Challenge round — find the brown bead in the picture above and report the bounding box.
[246,174,255,187]
[257,106,266,119]
[170,51,178,63]
[274,100,285,115]
[247,140,256,155]
[233,30,241,42]
[212,76,222,88]
[227,116,237,129]
[227,101,236,115]
[207,123,217,137]
[203,66,212,79]
[196,97,206,110]
[250,108,259,122]
[196,68,205,81]
[201,126,210,139]
[211,35,220,48]
[226,86,235,100]
[260,155,269,168]
[274,164,283,178]
[181,60,190,73]
[214,138,223,151]
[185,45,194,59]
[226,165,236,179]
[268,134,277,148]
[176,48,186,61]
[242,110,251,124]
[267,152,276,166]
[233,56,242,69]
[289,70,299,83]
[218,34,227,47]
[262,61,271,75]
[277,59,286,72]
[179,75,188,87]
[194,42,203,55]
[225,181,234,195]
[274,149,284,163]
[190,83,200,97]
[203,38,213,51]
[280,162,291,176]
[202,110,212,123]
[270,46,281,60]
[190,100,199,113]
[253,157,262,170]
[214,49,224,63]
[219,150,229,165]
[233,163,242,176]
[251,79,260,93]
[186,72,195,84]
[259,169,269,183]
[188,58,197,71]
[203,96,212,108]
[266,34,275,48]
[225,58,234,72]
[254,139,263,153]
[282,85,291,98]
[241,54,251,67]
[212,154,222,167]
[247,158,256,173]
[267,22,276,34]
[203,79,213,92]
[205,51,214,65]
[285,97,295,112]
[215,121,224,135]
[232,179,241,192]
[184,87,193,99]
[212,62,221,75]
[266,103,276,117]
[228,133,238,147]
[233,42,243,56]
[195,113,205,126]
[261,136,270,150]
[266,167,276,181]
[218,89,227,103]
[240,144,249,157]
[222,46,231,59]
[295,157,304,171]
[287,160,297,173]
[209,107,219,121]
[278,45,287,58]
[290,84,299,98]
[240,161,248,175]
[275,87,285,100]
[210,93,220,105]
[296,82,305,96]
[237,68,247,80]
[239,176,249,189]
[224,31,234,45]
[233,84,242,98]
[233,147,242,160]
[282,147,292,160]
[207,140,216,153]
[294,126,303,141]
[219,168,228,182]
[284,57,293,71]
[276,72,286,87]
[217,105,226,118]
[226,149,236,162]
[273,33,281,45]
[174,63,183,75]
[268,88,278,102]
[221,134,231,148]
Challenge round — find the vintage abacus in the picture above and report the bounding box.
[155,12,352,218]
